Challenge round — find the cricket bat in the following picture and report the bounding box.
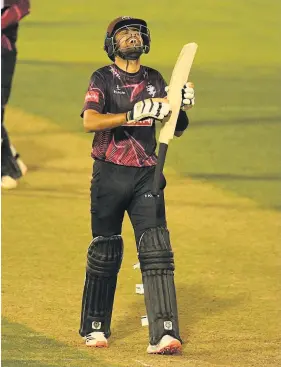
[152,42,198,195]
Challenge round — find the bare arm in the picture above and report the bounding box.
[83,98,170,132]
[83,110,127,132]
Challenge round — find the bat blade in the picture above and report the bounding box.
[152,42,198,195]
[159,42,198,144]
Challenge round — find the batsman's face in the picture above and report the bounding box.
[115,27,143,49]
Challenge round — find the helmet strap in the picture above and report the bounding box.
[116,47,144,60]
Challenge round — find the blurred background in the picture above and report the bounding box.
[2,1,281,366]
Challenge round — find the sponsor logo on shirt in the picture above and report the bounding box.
[85,90,99,103]
[122,118,153,127]
[114,85,126,95]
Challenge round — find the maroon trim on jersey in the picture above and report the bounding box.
[91,130,113,159]
[1,0,30,30]
[1,33,12,50]
[91,130,157,167]
[121,80,146,102]
[82,64,167,167]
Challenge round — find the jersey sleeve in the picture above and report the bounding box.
[1,0,30,30]
[156,71,168,98]
[80,71,106,117]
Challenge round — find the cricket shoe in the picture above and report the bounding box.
[85,332,108,348]
[10,146,28,176]
[1,175,18,189]
[147,335,182,355]
[16,156,28,176]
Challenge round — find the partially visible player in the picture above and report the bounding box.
[1,0,30,189]
[79,16,195,354]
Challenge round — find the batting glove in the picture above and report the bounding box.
[126,98,171,123]
[165,82,195,111]
[182,82,195,110]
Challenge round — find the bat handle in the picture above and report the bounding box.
[152,143,168,196]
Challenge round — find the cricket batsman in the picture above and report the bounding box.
[1,0,30,189]
[79,16,195,354]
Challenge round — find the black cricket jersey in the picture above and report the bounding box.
[1,0,30,51]
[81,64,167,167]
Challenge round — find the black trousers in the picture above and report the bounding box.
[91,160,167,245]
[1,49,17,107]
[1,49,21,178]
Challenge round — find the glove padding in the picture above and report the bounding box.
[182,82,195,110]
[126,98,171,123]
[165,82,195,111]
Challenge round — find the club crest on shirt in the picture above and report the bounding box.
[146,84,156,97]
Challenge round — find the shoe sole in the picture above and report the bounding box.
[1,177,18,189]
[149,340,182,355]
[86,341,108,348]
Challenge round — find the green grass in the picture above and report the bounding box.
[10,0,281,209]
[1,319,117,367]
[11,62,281,208]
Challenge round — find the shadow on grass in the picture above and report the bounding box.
[176,283,244,343]
[185,172,281,182]
[112,282,242,345]
[110,296,145,345]
[191,115,281,127]
[1,361,55,367]
[1,318,116,367]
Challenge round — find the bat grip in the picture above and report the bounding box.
[152,143,168,196]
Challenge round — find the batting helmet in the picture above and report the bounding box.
[104,16,151,61]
